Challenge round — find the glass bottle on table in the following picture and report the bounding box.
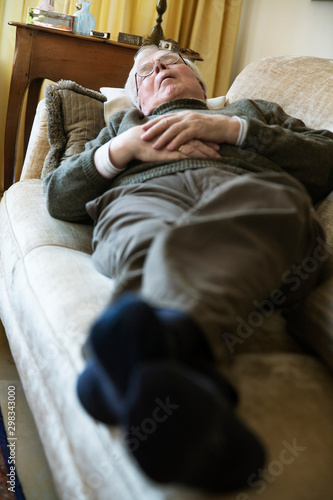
[73,0,96,36]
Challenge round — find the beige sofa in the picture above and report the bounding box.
[1,56,333,500]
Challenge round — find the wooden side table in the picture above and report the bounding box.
[5,22,138,190]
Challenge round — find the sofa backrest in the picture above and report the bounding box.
[227,55,333,132]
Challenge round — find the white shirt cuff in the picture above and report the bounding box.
[94,141,124,179]
[232,117,248,146]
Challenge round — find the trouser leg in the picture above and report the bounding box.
[141,171,326,359]
[89,173,205,294]
[83,170,276,491]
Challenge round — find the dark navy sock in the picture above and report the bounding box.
[77,294,265,493]
[77,360,124,425]
[78,293,238,422]
[125,360,265,493]
[155,307,214,361]
[86,293,213,398]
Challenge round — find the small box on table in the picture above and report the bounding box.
[27,8,75,32]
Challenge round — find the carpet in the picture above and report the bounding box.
[0,407,26,500]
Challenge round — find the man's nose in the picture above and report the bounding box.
[154,60,168,73]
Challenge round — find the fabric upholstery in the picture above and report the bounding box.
[1,56,333,499]
[20,99,50,181]
[226,55,333,132]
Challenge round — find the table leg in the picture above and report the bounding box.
[24,78,44,156]
[4,27,32,190]
[4,82,29,191]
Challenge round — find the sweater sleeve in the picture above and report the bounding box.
[240,100,333,203]
[44,126,114,222]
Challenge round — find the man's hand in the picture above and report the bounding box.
[140,111,240,151]
[109,123,221,170]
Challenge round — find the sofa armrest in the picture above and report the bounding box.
[286,275,333,373]
[20,99,50,181]
[286,193,333,372]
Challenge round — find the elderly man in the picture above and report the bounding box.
[45,45,333,494]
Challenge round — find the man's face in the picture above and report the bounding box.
[136,50,206,116]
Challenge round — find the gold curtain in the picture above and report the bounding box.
[0,0,243,191]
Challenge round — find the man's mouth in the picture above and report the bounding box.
[159,75,174,87]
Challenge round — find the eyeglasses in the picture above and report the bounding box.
[137,52,186,78]
[135,52,188,94]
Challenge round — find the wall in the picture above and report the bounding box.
[231,0,333,83]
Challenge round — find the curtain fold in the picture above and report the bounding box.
[0,0,242,191]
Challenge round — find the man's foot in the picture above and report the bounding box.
[126,360,265,493]
[80,292,221,395]
[77,294,265,492]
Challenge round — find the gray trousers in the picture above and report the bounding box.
[88,168,326,359]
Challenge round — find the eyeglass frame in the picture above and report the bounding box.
[134,51,188,96]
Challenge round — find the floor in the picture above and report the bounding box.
[0,321,59,500]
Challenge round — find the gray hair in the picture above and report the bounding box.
[124,44,207,109]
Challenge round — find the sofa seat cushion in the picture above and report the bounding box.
[221,352,333,500]
[0,179,181,499]
[0,179,113,361]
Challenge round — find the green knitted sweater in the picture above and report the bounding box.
[45,98,333,222]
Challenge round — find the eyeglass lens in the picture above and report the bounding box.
[137,53,180,77]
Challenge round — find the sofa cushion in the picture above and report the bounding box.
[21,99,50,181]
[42,80,107,179]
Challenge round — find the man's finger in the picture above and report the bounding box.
[180,140,221,158]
